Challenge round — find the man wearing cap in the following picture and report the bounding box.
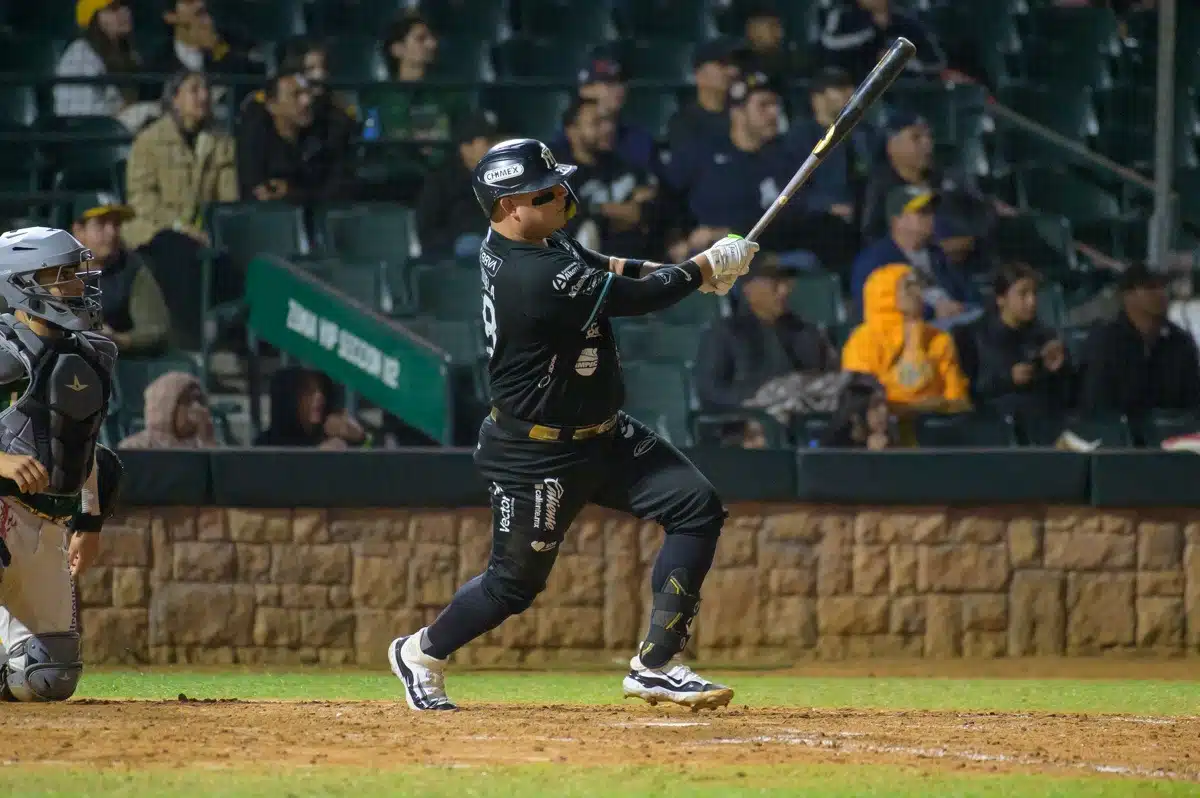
[416,111,506,260]
[549,57,657,174]
[665,39,742,154]
[666,72,857,272]
[1079,264,1200,420]
[71,193,171,357]
[695,258,839,414]
[144,0,262,102]
[850,185,978,326]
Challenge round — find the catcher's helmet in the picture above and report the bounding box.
[471,138,579,218]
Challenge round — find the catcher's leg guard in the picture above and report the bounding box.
[2,631,82,702]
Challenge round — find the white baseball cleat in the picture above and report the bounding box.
[388,630,457,711]
[622,655,734,711]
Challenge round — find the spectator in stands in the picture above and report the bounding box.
[851,186,978,325]
[956,263,1069,419]
[665,39,741,154]
[553,97,662,256]
[790,66,874,230]
[256,367,368,449]
[665,72,858,271]
[416,111,504,260]
[818,0,946,83]
[237,68,352,203]
[280,41,360,183]
[70,193,171,357]
[56,0,157,130]
[550,57,657,174]
[125,69,236,253]
[118,371,218,450]
[842,264,971,414]
[372,12,468,159]
[735,1,811,85]
[146,0,262,98]
[820,373,896,449]
[695,260,840,418]
[1079,264,1200,418]
[861,110,997,269]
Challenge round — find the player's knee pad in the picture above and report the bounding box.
[3,631,82,702]
[638,568,702,669]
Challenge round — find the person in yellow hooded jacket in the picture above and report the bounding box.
[842,263,971,413]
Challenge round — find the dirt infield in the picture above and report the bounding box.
[4,700,1197,781]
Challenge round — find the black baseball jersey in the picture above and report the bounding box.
[479,228,704,428]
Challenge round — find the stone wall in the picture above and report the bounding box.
[77,505,1200,667]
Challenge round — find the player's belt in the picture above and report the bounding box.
[8,492,77,523]
[489,407,618,442]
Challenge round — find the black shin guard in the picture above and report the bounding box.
[638,568,701,669]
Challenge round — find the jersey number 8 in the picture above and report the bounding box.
[482,294,498,357]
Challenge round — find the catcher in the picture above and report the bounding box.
[0,227,123,702]
[388,139,758,711]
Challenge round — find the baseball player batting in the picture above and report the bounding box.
[389,138,757,711]
[0,227,123,702]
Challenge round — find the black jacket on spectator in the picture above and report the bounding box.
[665,102,730,156]
[555,147,664,258]
[143,33,263,101]
[255,367,336,447]
[1079,312,1200,418]
[236,96,352,204]
[955,312,1068,417]
[818,5,946,83]
[415,156,481,259]
[695,309,837,411]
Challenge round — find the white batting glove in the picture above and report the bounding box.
[699,234,758,295]
[699,273,739,296]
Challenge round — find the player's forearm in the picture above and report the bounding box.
[603,261,706,318]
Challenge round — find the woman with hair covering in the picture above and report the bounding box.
[118,371,217,450]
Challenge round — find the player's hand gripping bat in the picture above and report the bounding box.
[745,37,917,244]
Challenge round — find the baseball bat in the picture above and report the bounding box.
[746,37,916,243]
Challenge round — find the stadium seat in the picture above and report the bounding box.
[316,202,414,264]
[693,410,789,448]
[997,83,1098,166]
[0,86,37,127]
[53,162,125,197]
[403,317,486,365]
[647,292,723,327]
[1021,414,1133,449]
[1036,281,1067,330]
[615,0,715,39]
[621,88,681,139]
[493,37,591,80]
[411,265,482,320]
[421,0,512,38]
[1021,39,1115,91]
[1095,123,1198,172]
[914,413,1017,448]
[787,272,845,328]
[517,0,615,43]
[792,411,834,448]
[622,361,693,446]
[209,0,307,39]
[1138,410,1200,448]
[481,86,570,142]
[43,115,130,172]
[296,257,385,311]
[208,202,310,265]
[310,0,410,36]
[0,36,65,76]
[323,35,390,82]
[603,39,694,82]
[614,322,702,365]
[1027,5,1120,57]
[7,7,79,40]
[430,36,494,81]
[993,212,1079,278]
[1018,168,1122,226]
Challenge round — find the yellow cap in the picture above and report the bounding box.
[77,0,116,30]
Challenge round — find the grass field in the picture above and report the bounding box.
[2,665,1198,797]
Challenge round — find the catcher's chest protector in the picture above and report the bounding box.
[0,321,111,496]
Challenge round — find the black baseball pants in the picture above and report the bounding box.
[421,412,726,663]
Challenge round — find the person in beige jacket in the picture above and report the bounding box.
[124,68,238,348]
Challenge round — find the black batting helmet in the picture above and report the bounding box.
[471,138,579,217]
